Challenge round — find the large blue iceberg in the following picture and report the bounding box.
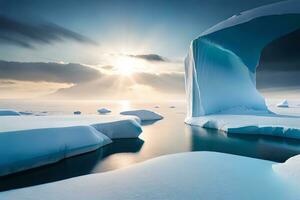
[185,0,300,118]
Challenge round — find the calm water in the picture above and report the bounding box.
[1,100,300,191]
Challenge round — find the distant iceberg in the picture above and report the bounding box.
[120,109,163,121]
[0,115,142,176]
[0,109,21,116]
[97,108,111,114]
[185,0,300,139]
[1,152,300,199]
[277,100,289,108]
[73,111,82,115]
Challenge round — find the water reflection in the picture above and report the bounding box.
[188,125,300,162]
[0,138,144,191]
[1,101,300,192]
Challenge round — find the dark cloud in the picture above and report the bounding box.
[0,60,102,84]
[128,54,167,62]
[0,80,15,85]
[0,15,97,48]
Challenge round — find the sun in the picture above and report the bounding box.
[114,56,136,76]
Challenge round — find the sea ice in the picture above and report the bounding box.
[277,100,289,108]
[120,109,163,121]
[97,108,111,114]
[1,152,299,200]
[0,115,142,176]
[0,109,21,116]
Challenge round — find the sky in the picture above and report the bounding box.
[0,0,299,100]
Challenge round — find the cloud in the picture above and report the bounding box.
[50,71,185,100]
[133,72,184,93]
[0,60,102,84]
[128,54,167,62]
[0,15,97,48]
[0,59,186,99]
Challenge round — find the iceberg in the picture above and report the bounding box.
[0,109,21,116]
[120,109,163,121]
[1,152,299,199]
[97,108,111,114]
[185,0,300,138]
[277,100,289,108]
[0,115,142,176]
[73,111,81,115]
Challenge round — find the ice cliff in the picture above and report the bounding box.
[185,0,300,118]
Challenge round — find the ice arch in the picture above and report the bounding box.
[185,0,300,119]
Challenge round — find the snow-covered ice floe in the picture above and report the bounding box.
[1,151,300,200]
[120,109,163,121]
[0,115,142,176]
[185,0,300,139]
[97,108,111,114]
[0,109,21,116]
[277,100,289,108]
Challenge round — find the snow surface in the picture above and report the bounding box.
[184,0,300,139]
[0,109,21,116]
[0,115,142,176]
[273,153,300,183]
[120,109,163,121]
[1,152,299,200]
[97,108,111,114]
[277,100,289,108]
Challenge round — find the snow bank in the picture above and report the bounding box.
[277,100,289,108]
[0,109,21,116]
[120,109,163,121]
[97,108,111,114]
[1,152,299,200]
[185,0,300,117]
[0,115,142,176]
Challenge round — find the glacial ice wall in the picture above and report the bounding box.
[185,0,300,118]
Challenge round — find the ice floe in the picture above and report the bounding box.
[97,108,111,114]
[120,109,163,121]
[277,100,289,108]
[0,115,142,176]
[0,109,21,116]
